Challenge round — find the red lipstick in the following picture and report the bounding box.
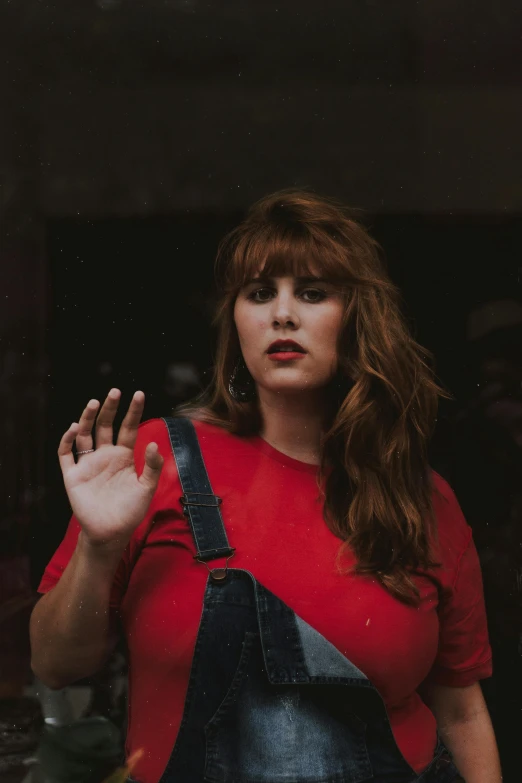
[266,339,307,362]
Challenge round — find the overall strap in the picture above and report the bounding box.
[162,416,235,565]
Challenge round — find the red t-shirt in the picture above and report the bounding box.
[38,418,493,783]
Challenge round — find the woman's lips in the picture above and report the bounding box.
[267,351,307,361]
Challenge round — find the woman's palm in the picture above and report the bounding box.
[58,390,164,550]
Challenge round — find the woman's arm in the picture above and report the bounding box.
[419,681,502,782]
[30,533,123,689]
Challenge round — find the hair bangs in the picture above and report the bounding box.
[219,222,355,297]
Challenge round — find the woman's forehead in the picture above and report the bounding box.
[248,257,321,280]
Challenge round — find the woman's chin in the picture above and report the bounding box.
[258,381,326,398]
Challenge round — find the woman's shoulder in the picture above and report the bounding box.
[136,416,242,462]
[429,469,474,560]
[138,414,235,438]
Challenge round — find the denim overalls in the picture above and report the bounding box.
[129,416,463,783]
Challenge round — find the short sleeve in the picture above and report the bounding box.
[425,530,493,687]
[37,514,129,610]
[36,418,168,610]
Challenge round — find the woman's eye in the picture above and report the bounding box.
[247,288,327,303]
[301,289,327,302]
[248,288,273,302]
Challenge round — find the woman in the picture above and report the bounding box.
[30,190,500,783]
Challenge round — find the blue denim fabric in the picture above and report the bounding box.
[128,417,464,783]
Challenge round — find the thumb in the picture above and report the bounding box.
[138,442,164,489]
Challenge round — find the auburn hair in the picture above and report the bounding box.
[175,188,452,605]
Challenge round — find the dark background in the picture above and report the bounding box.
[1,1,521,781]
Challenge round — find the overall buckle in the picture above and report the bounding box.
[180,493,223,512]
[194,551,236,582]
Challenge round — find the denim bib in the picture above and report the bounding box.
[130,416,462,783]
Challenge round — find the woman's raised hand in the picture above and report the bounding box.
[58,389,164,552]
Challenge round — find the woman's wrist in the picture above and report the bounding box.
[76,529,128,565]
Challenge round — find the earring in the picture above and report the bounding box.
[228,355,256,402]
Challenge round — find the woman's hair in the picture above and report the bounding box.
[175,188,452,606]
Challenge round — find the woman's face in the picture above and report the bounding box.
[233,272,345,396]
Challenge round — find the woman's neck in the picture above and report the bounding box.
[257,389,327,465]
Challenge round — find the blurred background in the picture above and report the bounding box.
[1,1,521,781]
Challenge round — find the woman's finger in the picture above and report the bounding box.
[116,390,145,451]
[138,442,164,490]
[58,422,80,473]
[75,399,100,453]
[95,388,121,447]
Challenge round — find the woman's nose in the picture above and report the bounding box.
[271,297,299,327]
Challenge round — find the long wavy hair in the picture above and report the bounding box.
[175,188,452,606]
